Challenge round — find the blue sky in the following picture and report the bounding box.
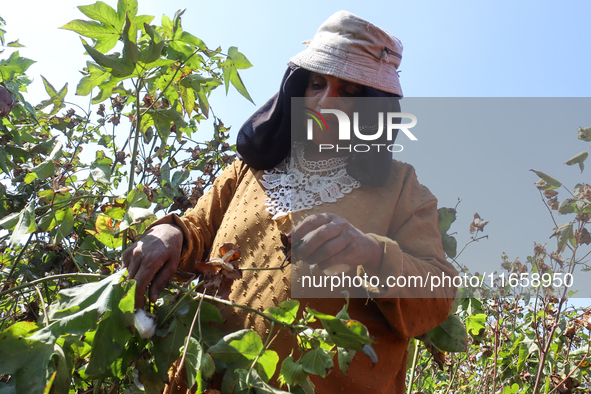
[2,0,591,296]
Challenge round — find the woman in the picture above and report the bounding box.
[124,11,457,393]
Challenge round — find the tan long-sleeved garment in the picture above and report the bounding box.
[157,158,457,393]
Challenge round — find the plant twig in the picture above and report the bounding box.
[34,285,49,327]
[406,339,420,394]
[177,288,206,388]
[0,273,106,299]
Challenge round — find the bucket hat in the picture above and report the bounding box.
[290,11,403,96]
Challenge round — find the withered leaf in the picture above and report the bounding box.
[279,233,292,268]
[0,85,15,117]
[534,243,546,256]
[544,189,559,198]
[550,374,578,394]
[196,243,242,299]
[575,228,591,245]
[469,213,489,234]
[548,197,559,210]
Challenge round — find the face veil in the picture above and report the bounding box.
[236,63,402,188]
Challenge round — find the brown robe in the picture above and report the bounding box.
[156,158,457,393]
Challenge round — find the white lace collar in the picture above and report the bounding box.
[260,144,361,220]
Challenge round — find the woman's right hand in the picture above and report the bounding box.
[122,223,183,309]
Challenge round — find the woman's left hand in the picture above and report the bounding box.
[289,213,383,275]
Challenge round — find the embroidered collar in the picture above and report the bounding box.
[260,144,361,220]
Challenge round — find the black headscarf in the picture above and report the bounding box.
[236,63,401,187]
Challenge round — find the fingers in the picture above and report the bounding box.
[121,225,184,310]
[293,222,343,263]
[125,244,144,279]
[291,213,382,273]
[149,250,181,303]
[290,213,334,241]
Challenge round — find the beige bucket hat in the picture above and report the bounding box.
[290,11,404,97]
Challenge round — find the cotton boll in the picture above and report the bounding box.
[134,309,157,339]
[322,263,352,276]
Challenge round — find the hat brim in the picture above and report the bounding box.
[290,42,403,97]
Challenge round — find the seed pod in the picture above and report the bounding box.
[0,85,16,117]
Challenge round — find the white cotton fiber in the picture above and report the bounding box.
[322,263,352,276]
[134,309,157,339]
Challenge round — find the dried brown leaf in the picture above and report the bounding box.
[544,189,559,198]
[469,213,489,234]
[548,197,559,210]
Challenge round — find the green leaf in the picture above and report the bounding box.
[530,169,562,190]
[265,300,299,325]
[221,59,254,104]
[465,298,484,315]
[230,68,253,103]
[426,313,468,352]
[78,1,121,30]
[517,333,537,372]
[121,13,140,64]
[578,127,591,142]
[171,168,189,188]
[92,214,122,249]
[279,356,308,387]
[291,378,316,394]
[0,212,21,230]
[300,348,334,378]
[152,318,187,382]
[86,279,135,377]
[161,14,173,38]
[255,350,279,382]
[137,359,165,394]
[77,61,110,96]
[54,208,75,245]
[564,151,588,173]
[337,347,355,376]
[551,223,575,253]
[118,0,139,21]
[207,329,262,367]
[306,308,374,351]
[172,9,185,40]
[179,32,206,50]
[0,147,14,174]
[50,344,70,394]
[140,23,164,64]
[0,322,60,394]
[127,185,151,208]
[60,19,118,38]
[182,337,202,389]
[9,203,36,247]
[442,233,457,258]
[179,80,195,116]
[120,207,156,232]
[465,314,486,338]
[201,353,215,379]
[558,198,576,214]
[81,37,135,78]
[36,76,67,116]
[438,207,456,234]
[0,51,35,81]
[31,139,63,181]
[49,271,126,320]
[89,150,113,184]
[7,40,25,48]
[23,172,38,184]
[228,46,253,69]
[234,369,290,394]
[222,61,233,95]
